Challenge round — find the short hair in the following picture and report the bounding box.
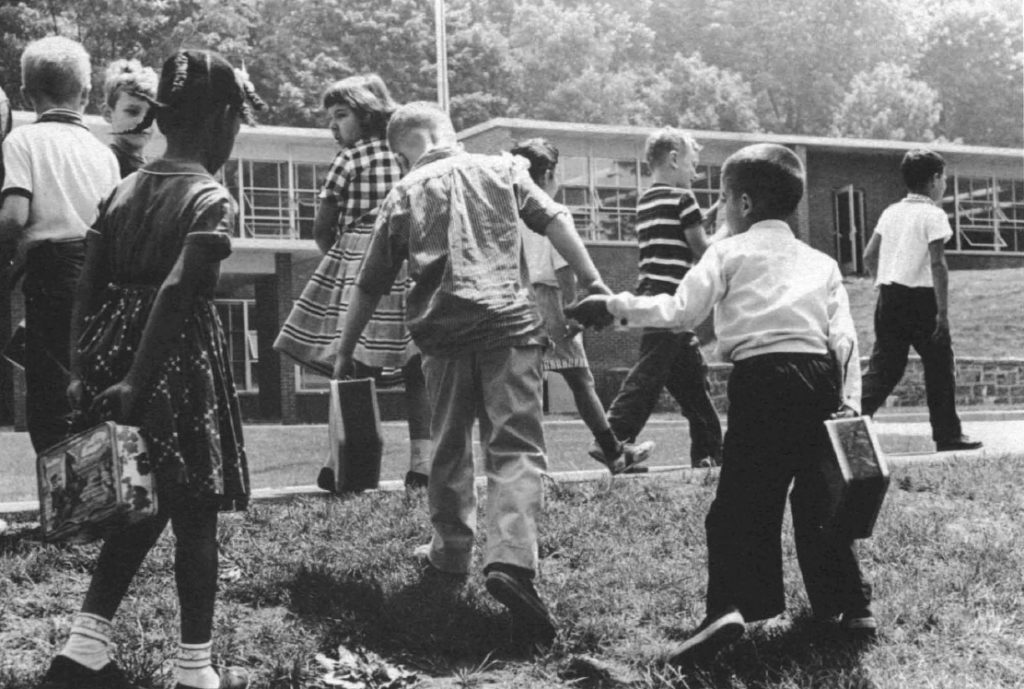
[901,149,945,193]
[322,74,397,139]
[721,143,805,220]
[510,138,559,186]
[103,59,158,107]
[386,101,456,150]
[645,127,701,167]
[148,49,265,137]
[21,36,91,103]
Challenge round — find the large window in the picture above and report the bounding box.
[944,175,1024,254]
[555,156,719,242]
[223,159,330,240]
[214,300,258,392]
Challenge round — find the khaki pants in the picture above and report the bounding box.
[421,345,547,574]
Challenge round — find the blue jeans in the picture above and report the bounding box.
[606,330,722,464]
[23,240,84,452]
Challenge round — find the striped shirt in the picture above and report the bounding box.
[357,147,569,357]
[319,137,401,235]
[635,183,704,296]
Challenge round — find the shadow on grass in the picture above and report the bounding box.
[660,615,875,689]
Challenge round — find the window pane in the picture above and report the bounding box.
[558,157,588,187]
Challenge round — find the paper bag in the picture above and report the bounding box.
[821,416,890,539]
[327,378,383,492]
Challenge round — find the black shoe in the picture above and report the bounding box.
[840,607,878,639]
[38,656,137,689]
[935,436,983,452]
[665,607,745,667]
[316,466,336,492]
[404,470,429,490]
[485,568,556,645]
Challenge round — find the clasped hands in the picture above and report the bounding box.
[564,280,615,330]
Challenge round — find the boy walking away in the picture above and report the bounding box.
[0,36,119,452]
[569,143,875,665]
[101,59,158,177]
[861,149,981,452]
[334,102,611,645]
[599,128,722,469]
[510,138,653,474]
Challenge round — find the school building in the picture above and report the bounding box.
[1,114,1022,428]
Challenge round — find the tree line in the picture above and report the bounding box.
[0,0,1020,147]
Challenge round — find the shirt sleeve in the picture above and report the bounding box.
[924,206,953,244]
[514,164,570,234]
[186,187,236,260]
[356,195,408,295]
[608,243,726,330]
[677,189,704,230]
[1,132,32,197]
[318,150,353,205]
[826,266,862,413]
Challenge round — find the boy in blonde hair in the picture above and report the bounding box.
[335,101,611,645]
[0,36,119,452]
[101,58,158,177]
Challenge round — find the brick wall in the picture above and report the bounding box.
[595,357,1024,415]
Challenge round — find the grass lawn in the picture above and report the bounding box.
[843,267,1024,360]
[1,452,1022,688]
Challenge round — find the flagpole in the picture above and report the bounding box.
[434,0,449,113]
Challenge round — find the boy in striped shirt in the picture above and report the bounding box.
[596,128,722,468]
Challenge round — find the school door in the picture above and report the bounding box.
[833,185,866,275]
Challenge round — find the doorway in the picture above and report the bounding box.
[833,185,866,275]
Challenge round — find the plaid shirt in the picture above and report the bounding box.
[357,147,569,357]
[319,137,401,233]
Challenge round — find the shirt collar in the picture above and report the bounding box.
[905,193,936,205]
[747,219,793,234]
[411,144,463,171]
[35,108,87,129]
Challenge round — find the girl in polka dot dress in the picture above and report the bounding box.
[39,50,263,689]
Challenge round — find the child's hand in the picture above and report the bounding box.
[66,378,87,412]
[830,404,860,420]
[332,353,354,380]
[565,296,613,330]
[90,380,140,424]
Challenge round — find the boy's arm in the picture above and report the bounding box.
[684,224,711,260]
[863,232,881,279]
[826,269,862,414]
[332,285,384,378]
[0,194,29,246]
[928,238,950,343]
[543,213,609,294]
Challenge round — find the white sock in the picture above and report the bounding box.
[177,641,220,689]
[59,612,112,671]
[410,438,432,474]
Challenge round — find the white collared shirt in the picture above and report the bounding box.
[608,220,862,411]
[873,193,952,288]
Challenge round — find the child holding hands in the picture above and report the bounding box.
[569,143,874,665]
[39,49,263,689]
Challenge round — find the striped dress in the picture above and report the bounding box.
[273,138,417,379]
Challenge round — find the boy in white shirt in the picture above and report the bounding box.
[0,36,120,451]
[860,148,981,452]
[568,143,874,664]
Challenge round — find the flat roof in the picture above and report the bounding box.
[457,117,1024,161]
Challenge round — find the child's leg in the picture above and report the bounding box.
[860,286,912,416]
[420,353,479,574]
[476,345,547,575]
[402,354,432,477]
[169,496,222,689]
[605,331,676,442]
[663,335,723,464]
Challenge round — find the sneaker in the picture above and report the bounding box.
[935,436,983,452]
[485,567,556,645]
[404,470,429,490]
[174,666,250,689]
[589,439,655,475]
[38,656,138,689]
[840,607,878,639]
[692,456,719,469]
[316,466,336,492]
[588,439,624,473]
[665,607,745,667]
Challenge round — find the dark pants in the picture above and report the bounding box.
[861,284,961,442]
[82,480,220,643]
[705,353,871,621]
[23,241,84,452]
[607,330,722,464]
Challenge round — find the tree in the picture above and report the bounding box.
[915,2,1023,147]
[830,63,941,141]
[649,53,761,132]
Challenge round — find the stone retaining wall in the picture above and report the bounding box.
[595,357,1024,414]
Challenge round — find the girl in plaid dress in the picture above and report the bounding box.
[273,75,430,489]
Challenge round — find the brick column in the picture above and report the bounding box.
[273,252,297,424]
[10,291,26,431]
[792,144,811,244]
[254,275,282,420]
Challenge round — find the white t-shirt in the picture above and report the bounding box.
[2,112,119,247]
[873,194,953,288]
[520,218,568,287]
